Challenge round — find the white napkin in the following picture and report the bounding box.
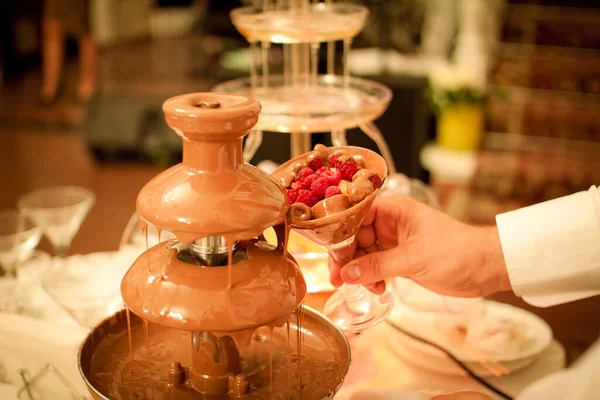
[435,304,526,359]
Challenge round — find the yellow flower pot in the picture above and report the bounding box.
[436,103,484,151]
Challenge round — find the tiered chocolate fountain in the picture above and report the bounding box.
[78,93,350,400]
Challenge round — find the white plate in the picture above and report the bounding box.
[387,301,553,376]
[0,313,88,398]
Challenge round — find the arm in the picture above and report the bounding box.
[496,186,600,307]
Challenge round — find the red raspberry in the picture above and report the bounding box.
[329,153,343,168]
[325,186,342,198]
[286,189,298,203]
[315,166,329,175]
[369,174,382,189]
[293,173,318,190]
[310,177,329,198]
[296,189,319,207]
[338,161,359,181]
[308,157,324,171]
[296,167,314,181]
[321,168,341,186]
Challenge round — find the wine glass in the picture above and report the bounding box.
[17,186,95,257]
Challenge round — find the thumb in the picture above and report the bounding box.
[340,246,418,284]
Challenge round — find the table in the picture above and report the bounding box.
[0,131,595,396]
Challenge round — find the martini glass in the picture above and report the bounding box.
[17,186,95,257]
[273,146,393,334]
[0,210,43,314]
[0,210,42,278]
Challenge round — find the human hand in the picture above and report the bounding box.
[328,196,511,298]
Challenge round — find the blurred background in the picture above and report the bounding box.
[0,0,599,366]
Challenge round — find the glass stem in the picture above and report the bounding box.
[55,244,69,258]
[341,283,371,314]
[343,283,363,299]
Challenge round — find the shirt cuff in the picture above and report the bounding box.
[496,186,600,308]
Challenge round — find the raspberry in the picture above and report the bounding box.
[286,189,298,203]
[310,177,329,198]
[321,168,341,186]
[325,186,341,198]
[308,157,324,171]
[329,153,343,168]
[338,161,359,181]
[293,173,318,190]
[296,189,319,207]
[315,166,329,175]
[369,174,382,189]
[296,167,314,182]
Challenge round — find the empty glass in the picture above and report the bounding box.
[17,186,95,257]
[0,210,42,278]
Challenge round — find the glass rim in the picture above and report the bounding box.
[17,185,96,211]
[0,209,41,240]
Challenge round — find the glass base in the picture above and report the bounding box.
[324,283,394,333]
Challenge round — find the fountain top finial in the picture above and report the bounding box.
[162,92,261,141]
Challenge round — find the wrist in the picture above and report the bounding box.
[482,225,512,295]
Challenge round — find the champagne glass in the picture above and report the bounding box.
[17,186,95,257]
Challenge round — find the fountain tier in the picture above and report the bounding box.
[79,308,351,400]
[231,3,368,44]
[137,93,287,243]
[121,239,306,332]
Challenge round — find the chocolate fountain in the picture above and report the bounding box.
[78,93,350,399]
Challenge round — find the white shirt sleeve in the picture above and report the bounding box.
[495,186,600,307]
